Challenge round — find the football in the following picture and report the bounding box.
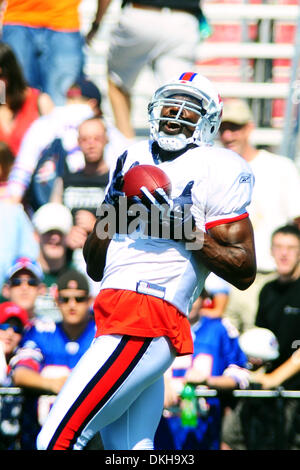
[123,164,172,199]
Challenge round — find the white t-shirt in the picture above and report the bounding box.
[7,104,129,198]
[99,141,254,316]
[247,149,300,272]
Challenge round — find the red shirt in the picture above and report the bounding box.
[0,87,40,156]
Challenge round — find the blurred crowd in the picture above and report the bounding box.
[0,0,300,451]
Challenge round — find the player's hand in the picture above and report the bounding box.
[137,180,195,240]
[103,152,128,207]
[104,152,139,208]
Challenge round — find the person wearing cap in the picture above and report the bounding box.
[219,99,300,333]
[0,301,29,383]
[1,257,45,321]
[4,77,130,207]
[10,268,96,449]
[32,203,75,322]
[0,301,29,449]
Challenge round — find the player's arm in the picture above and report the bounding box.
[83,151,129,281]
[192,217,256,291]
[83,220,111,282]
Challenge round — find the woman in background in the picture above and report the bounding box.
[0,42,53,156]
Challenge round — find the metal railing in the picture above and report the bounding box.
[1,386,300,450]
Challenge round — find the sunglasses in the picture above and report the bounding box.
[9,278,39,287]
[58,296,88,304]
[0,323,23,334]
[219,122,245,134]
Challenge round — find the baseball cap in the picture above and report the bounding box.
[57,269,90,294]
[239,327,279,361]
[6,257,43,282]
[222,99,254,125]
[32,203,73,236]
[66,78,102,108]
[0,301,29,327]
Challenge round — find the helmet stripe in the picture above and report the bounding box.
[179,72,197,82]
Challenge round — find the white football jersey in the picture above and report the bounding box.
[99,141,254,316]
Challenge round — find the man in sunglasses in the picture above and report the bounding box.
[10,268,96,449]
[1,257,45,321]
[0,301,29,449]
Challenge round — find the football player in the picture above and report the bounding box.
[37,72,256,450]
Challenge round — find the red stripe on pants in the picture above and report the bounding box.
[52,337,147,450]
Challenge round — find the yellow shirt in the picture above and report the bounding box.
[3,0,81,31]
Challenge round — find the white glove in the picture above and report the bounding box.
[223,364,250,389]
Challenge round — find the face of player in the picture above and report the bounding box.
[57,288,90,326]
[271,233,300,278]
[40,230,66,260]
[219,121,251,156]
[0,320,23,356]
[78,119,108,163]
[159,94,201,139]
[6,270,41,315]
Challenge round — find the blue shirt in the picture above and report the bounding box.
[14,317,95,372]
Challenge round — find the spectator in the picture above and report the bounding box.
[219,99,300,332]
[0,301,30,449]
[0,0,103,105]
[52,117,110,234]
[1,257,44,320]
[50,118,111,298]
[31,203,75,322]
[0,143,39,292]
[154,297,249,450]
[255,224,300,390]
[0,42,53,156]
[94,0,205,138]
[5,78,130,209]
[221,326,283,450]
[222,224,300,450]
[11,268,96,449]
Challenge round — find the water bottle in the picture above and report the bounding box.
[180,383,198,428]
